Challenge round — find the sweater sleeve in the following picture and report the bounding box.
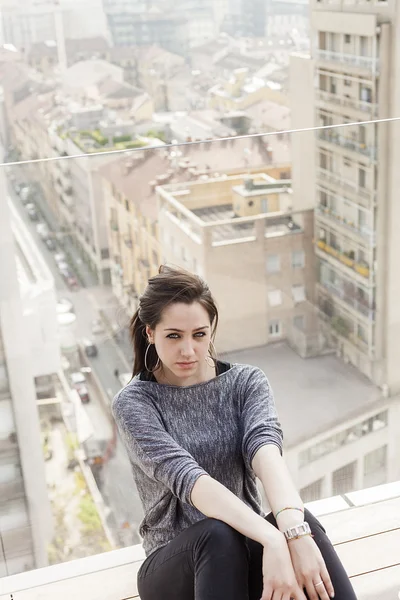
[241,367,283,472]
[112,388,209,506]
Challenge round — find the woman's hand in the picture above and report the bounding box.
[288,534,335,600]
[261,530,307,600]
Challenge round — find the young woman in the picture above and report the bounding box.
[112,265,358,600]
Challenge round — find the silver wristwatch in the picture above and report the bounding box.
[283,521,311,541]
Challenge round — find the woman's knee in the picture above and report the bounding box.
[197,518,247,554]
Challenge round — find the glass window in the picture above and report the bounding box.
[292,285,306,304]
[364,446,387,488]
[269,320,281,337]
[266,254,280,273]
[332,461,357,496]
[268,290,282,307]
[300,478,324,503]
[292,250,305,269]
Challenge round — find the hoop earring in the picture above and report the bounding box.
[144,343,160,372]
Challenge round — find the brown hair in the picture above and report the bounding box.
[130,265,219,377]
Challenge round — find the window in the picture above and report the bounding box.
[125,199,130,211]
[266,254,280,273]
[261,198,268,213]
[292,285,306,304]
[364,445,387,488]
[358,167,366,188]
[332,461,357,496]
[344,79,351,87]
[269,320,281,337]
[181,246,187,262]
[344,34,351,44]
[293,315,305,331]
[300,479,324,503]
[268,290,282,307]
[292,250,305,269]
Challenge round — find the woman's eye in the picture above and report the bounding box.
[194,332,206,337]
[166,334,179,339]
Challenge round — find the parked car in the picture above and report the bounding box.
[91,318,105,335]
[57,260,70,273]
[70,371,86,386]
[36,222,49,239]
[83,339,98,357]
[26,203,38,221]
[58,297,74,313]
[20,186,31,203]
[45,238,56,251]
[54,251,66,265]
[65,274,78,289]
[76,384,90,404]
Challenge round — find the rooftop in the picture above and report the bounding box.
[27,37,110,61]
[100,135,291,220]
[221,342,385,447]
[1,481,399,599]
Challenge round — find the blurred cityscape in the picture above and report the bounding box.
[0,0,399,589]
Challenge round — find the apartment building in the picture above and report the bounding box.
[101,136,292,315]
[290,0,400,395]
[0,155,56,576]
[0,0,108,49]
[157,173,320,354]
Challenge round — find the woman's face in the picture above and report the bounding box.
[146,301,213,383]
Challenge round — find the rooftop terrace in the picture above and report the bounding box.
[1,481,399,600]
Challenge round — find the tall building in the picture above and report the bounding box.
[0,0,108,50]
[103,2,188,57]
[0,150,54,576]
[222,0,266,37]
[290,0,400,395]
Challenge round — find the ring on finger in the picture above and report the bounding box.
[314,581,324,587]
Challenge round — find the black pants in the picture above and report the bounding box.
[137,509,358,600]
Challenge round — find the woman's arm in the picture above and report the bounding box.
[191,474,283,546]
[252,444,305,530]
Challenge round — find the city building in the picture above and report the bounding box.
[157,173,320,355]
[101,136,292,314]
[104,7,189,57]
[2,58,159,284]
[25,37,110,75]
[222,0,267,37]
[208,67,288,115]
[290,0,400,395]
[0,0,109,50]
[0,157,57,576]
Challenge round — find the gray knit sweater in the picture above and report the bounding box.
[112,362,283,557]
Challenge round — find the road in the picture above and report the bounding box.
[8,176,143,546]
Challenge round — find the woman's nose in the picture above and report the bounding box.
[180,342,195,357]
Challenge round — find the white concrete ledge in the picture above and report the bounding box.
[1,482,399,600]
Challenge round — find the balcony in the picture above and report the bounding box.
[1,482,399,600]
[318,280,375,321]
[317,129,376,161]
[315,205,376,246]
[110,219,119,233]
[316,90,377,117]
[316,240,371,280]
[316,49,379,73]
[317,168,375,207]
